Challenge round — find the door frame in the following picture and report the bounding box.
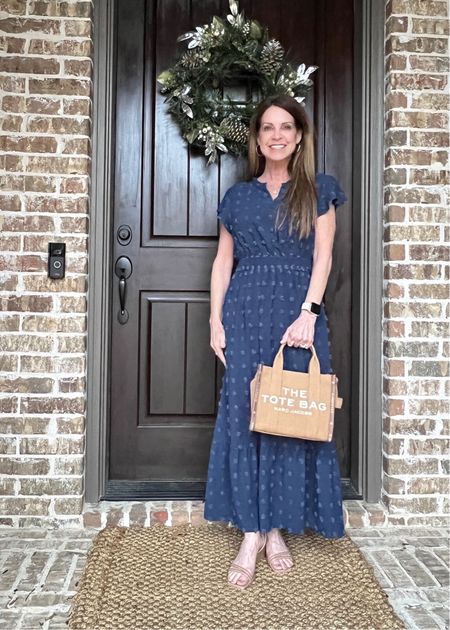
[85,0,385,503]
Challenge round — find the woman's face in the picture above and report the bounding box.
[257,105,302,163]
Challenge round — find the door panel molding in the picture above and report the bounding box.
[86,0,384,503]
[140,292,218,423]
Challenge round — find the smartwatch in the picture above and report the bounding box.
[301,301,321,316]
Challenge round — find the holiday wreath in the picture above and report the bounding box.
[157,0,317,164]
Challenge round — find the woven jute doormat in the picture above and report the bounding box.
[68,523,405,630]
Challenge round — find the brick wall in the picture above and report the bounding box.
[383,0,449,525]
[0,0,92,526]
[0,0,449,527]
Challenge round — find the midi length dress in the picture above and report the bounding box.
[204,173,348,538]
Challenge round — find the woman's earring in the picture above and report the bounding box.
[296,141,302,153]
[256,144,264,157]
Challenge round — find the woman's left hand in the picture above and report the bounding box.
[280,310,317,348]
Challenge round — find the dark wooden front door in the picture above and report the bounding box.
[106,0,355,499]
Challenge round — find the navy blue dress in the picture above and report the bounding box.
[203,173,348,538]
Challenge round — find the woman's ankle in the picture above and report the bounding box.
[243,531,260,539]
[242,531,264,545]
[268,528,280,535]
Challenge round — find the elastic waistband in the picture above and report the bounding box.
[236,255,310,271]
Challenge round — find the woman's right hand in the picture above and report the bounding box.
[210,317,227,367]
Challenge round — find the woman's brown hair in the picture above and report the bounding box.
[247,94,317,240]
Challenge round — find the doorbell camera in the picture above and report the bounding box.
[48,242,66,279]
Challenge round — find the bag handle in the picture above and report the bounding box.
[270,342,321,396]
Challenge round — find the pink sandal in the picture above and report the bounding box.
[228,533,267,589]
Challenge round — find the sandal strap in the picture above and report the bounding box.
[266,551,293,562]
[229,563,253,580]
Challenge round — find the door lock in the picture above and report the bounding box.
[117,224,132,245]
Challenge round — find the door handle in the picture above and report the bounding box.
[114,256,132,324]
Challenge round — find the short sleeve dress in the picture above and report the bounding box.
[203,172,348,538]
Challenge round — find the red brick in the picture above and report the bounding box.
[24,176,57,193]
[384,263,441,280]
[1,36,26,54]
[385,187,442,204]
[25,196,88,213]
[0,194,21,211]
[0,135,57,153]
[385,91,408,109]
[385,53,407,71]
[388,72,448,91]
[387,110,448,129]
[386,15,408,35]
[385,359,405,377]
[0,76,25,92]
[106,507,124,526]
[59,2,92,18]
[2,0,27,15]
[25,96,61,114]
[411,18,449,35]
[129,503,148,526]
[20,396,86,414]
[388,0,448,17]
[410,130,449,147]
[27,115,90,135]
[409,55,449,73]
[64,98,90,116]
[384,398,405,416]
[29,78,91,97]
[28,39,92,58]
[26,155,89,175]
[83,511,102,528]
[1,95,25,112]
[386,35,448,54]
[64,59,92,77]
[410,168,448,185]
[0,236,21,251]
[150,510,168,524]
[386,148,447,166]
[60,177,89,194]
[1,115,23,132]
[64,20,92,37]
[0,56,59,74]
[384,244,405,261]
[0,18,61,34]
[61,138,90,155]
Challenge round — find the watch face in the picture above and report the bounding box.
[311,302,321,315]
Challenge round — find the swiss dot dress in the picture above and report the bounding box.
[204,172,348,538]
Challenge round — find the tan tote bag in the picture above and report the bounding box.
[250,342,343,442]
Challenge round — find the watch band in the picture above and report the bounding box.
[301,301,321,316]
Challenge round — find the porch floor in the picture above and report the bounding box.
[0,525,448,630]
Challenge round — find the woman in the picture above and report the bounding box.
[204,94,347,589]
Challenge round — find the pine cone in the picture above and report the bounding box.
[220,118,249,144]
[180,50,203,69]
[260,39,284,75]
